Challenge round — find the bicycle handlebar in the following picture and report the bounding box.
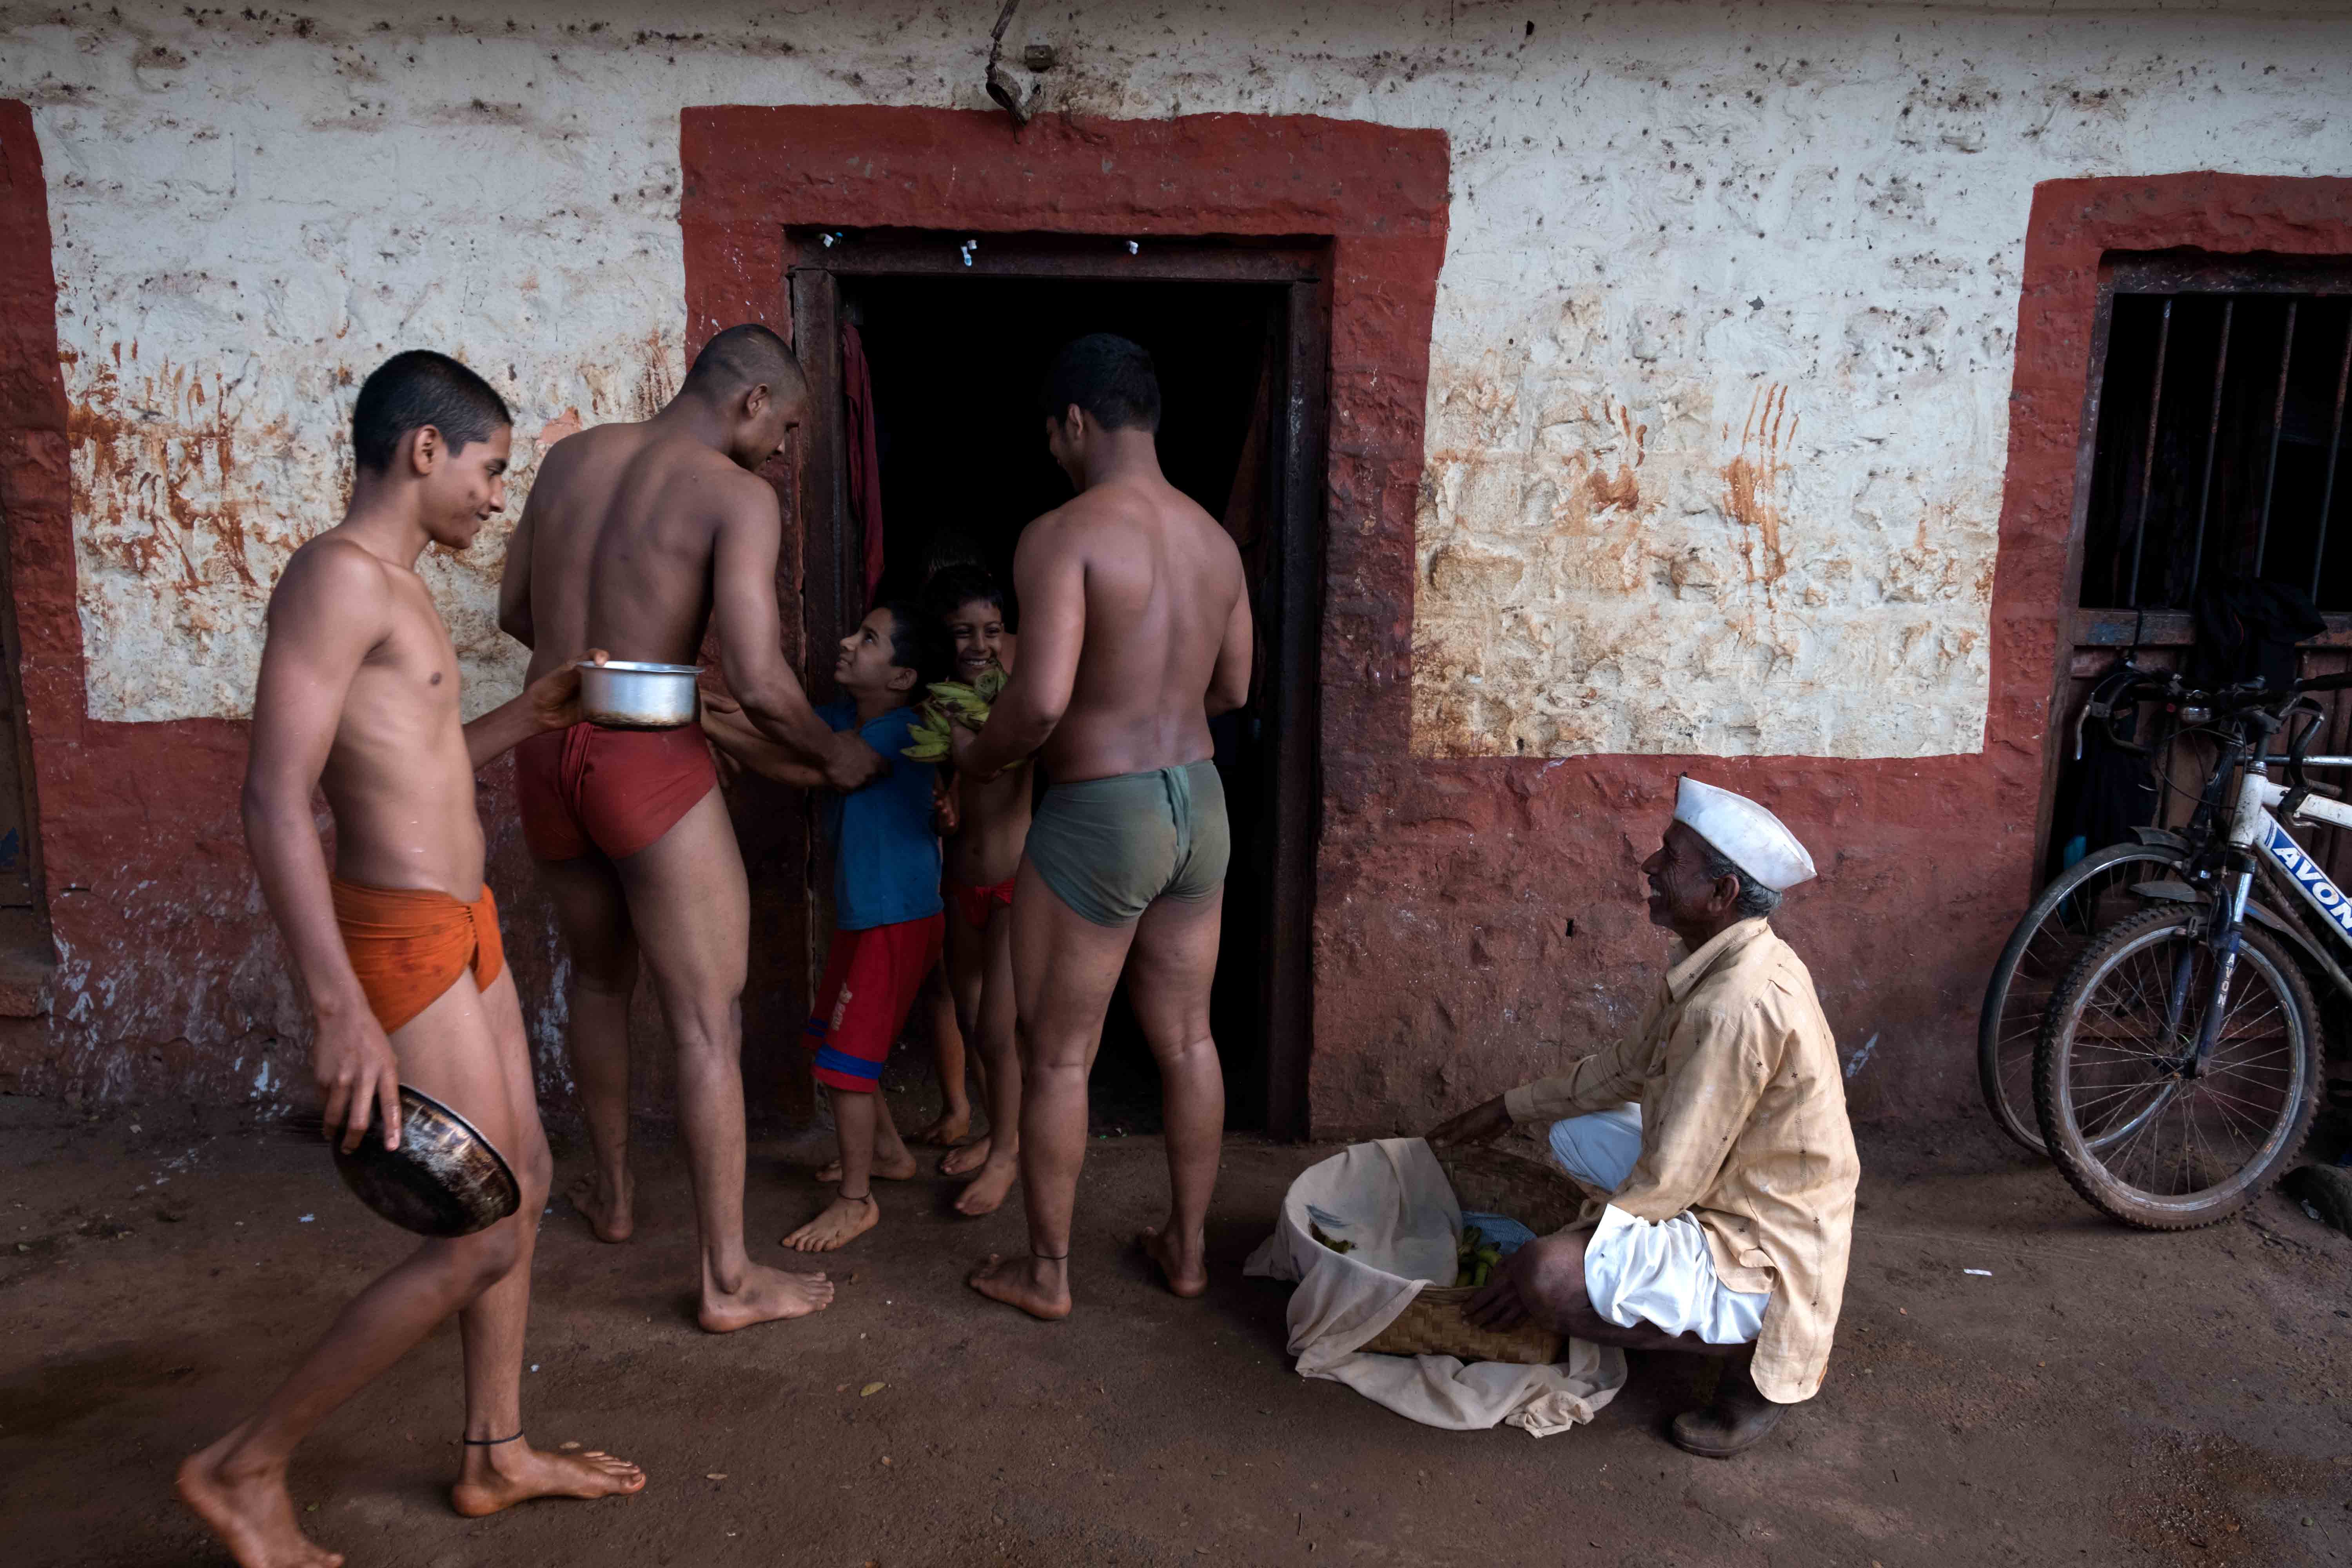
[2088,668,2345,756]
[2073,660,2343,840]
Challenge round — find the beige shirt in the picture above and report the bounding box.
[1501,917,1860,1403]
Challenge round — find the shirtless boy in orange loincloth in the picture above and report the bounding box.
[178,352,642,1568]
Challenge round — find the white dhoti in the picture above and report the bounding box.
[1547,1105,1769,1345]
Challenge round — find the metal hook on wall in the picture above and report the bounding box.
[984,0,1034,128]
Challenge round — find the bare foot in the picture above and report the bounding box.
[784,1193,880,1252]
[697,1262,836,1333]
[566,1171,633,1244]
[450,1439,646,1518]
[967,1253,1071,1321]
[940,1134,992,1177]
[814,1150,919,1184]
[177,1434,345,1568]
[952,1154,1020,1217]
[913,1107,971,1146]
[1140,1225,1208,1299]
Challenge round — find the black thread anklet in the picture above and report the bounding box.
[1031,1249,1069,1261]
[463,1432,524,1446]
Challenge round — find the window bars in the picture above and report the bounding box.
[2080,257,2352,613]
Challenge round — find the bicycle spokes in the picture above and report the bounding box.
[2042,909,2314,1220]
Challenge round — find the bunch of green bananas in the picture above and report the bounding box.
[926,665,1008,726]
[902,704,955,762]
[1457,1226,1504,1289]
[1310,1220,1355,1255]
[904,666,1016,765]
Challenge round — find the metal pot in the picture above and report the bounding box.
[330,1086,521,1238]
[577,659,701,730]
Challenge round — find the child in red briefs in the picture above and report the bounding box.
[922,565,1032,1216]
[703,602,944,1251]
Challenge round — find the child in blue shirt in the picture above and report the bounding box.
[702,601,943,1252]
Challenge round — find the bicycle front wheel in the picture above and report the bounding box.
[2034,907,2320,1229]
[1978,844,2186,1157]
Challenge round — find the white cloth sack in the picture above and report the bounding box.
[1243,1138,1626,1437]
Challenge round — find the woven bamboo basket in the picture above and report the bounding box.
[1358,1143,1588,1366]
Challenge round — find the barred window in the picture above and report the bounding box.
[2078,256,2352,613]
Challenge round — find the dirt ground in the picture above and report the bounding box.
[3,1087,2350,1568]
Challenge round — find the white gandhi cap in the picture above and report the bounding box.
[1673,776,1817,891]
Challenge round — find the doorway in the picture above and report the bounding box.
[788,231,1328,1136]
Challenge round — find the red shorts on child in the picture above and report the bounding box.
[806,915,945,1094]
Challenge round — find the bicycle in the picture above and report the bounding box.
[2033,670,2352,1228]
[1980,666,2244,1156]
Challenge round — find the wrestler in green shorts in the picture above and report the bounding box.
[1024,759,1230,926]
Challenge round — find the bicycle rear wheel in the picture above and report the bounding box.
[2034,907,2320,1229]
[1977,844,2185,1156]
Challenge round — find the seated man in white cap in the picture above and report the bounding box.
[1426,776,1859,1457]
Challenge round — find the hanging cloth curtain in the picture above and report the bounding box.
[842,323,887,605]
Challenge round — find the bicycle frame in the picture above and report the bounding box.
[2232,767,2352,944]
[2181,756,2352,1070]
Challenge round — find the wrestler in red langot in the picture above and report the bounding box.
[496,325,879,1331]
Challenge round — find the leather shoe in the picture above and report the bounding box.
[1670,1355,1787,1458]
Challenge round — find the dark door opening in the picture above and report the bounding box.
[0,499,49,1022]
[789,233,1327,1136]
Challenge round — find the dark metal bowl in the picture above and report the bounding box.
[330,1086,520,1238]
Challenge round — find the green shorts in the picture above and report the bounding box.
[1025,760,1230,927]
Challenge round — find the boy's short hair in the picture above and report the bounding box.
[921,563,1008,630]
[683,322,808,402]
[875,600,950,688]
[1038,332,1160,434]
[352,350,511,474]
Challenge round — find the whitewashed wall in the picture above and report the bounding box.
[4,0,2348,749]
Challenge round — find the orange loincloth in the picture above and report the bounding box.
[330,878,506,1035]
